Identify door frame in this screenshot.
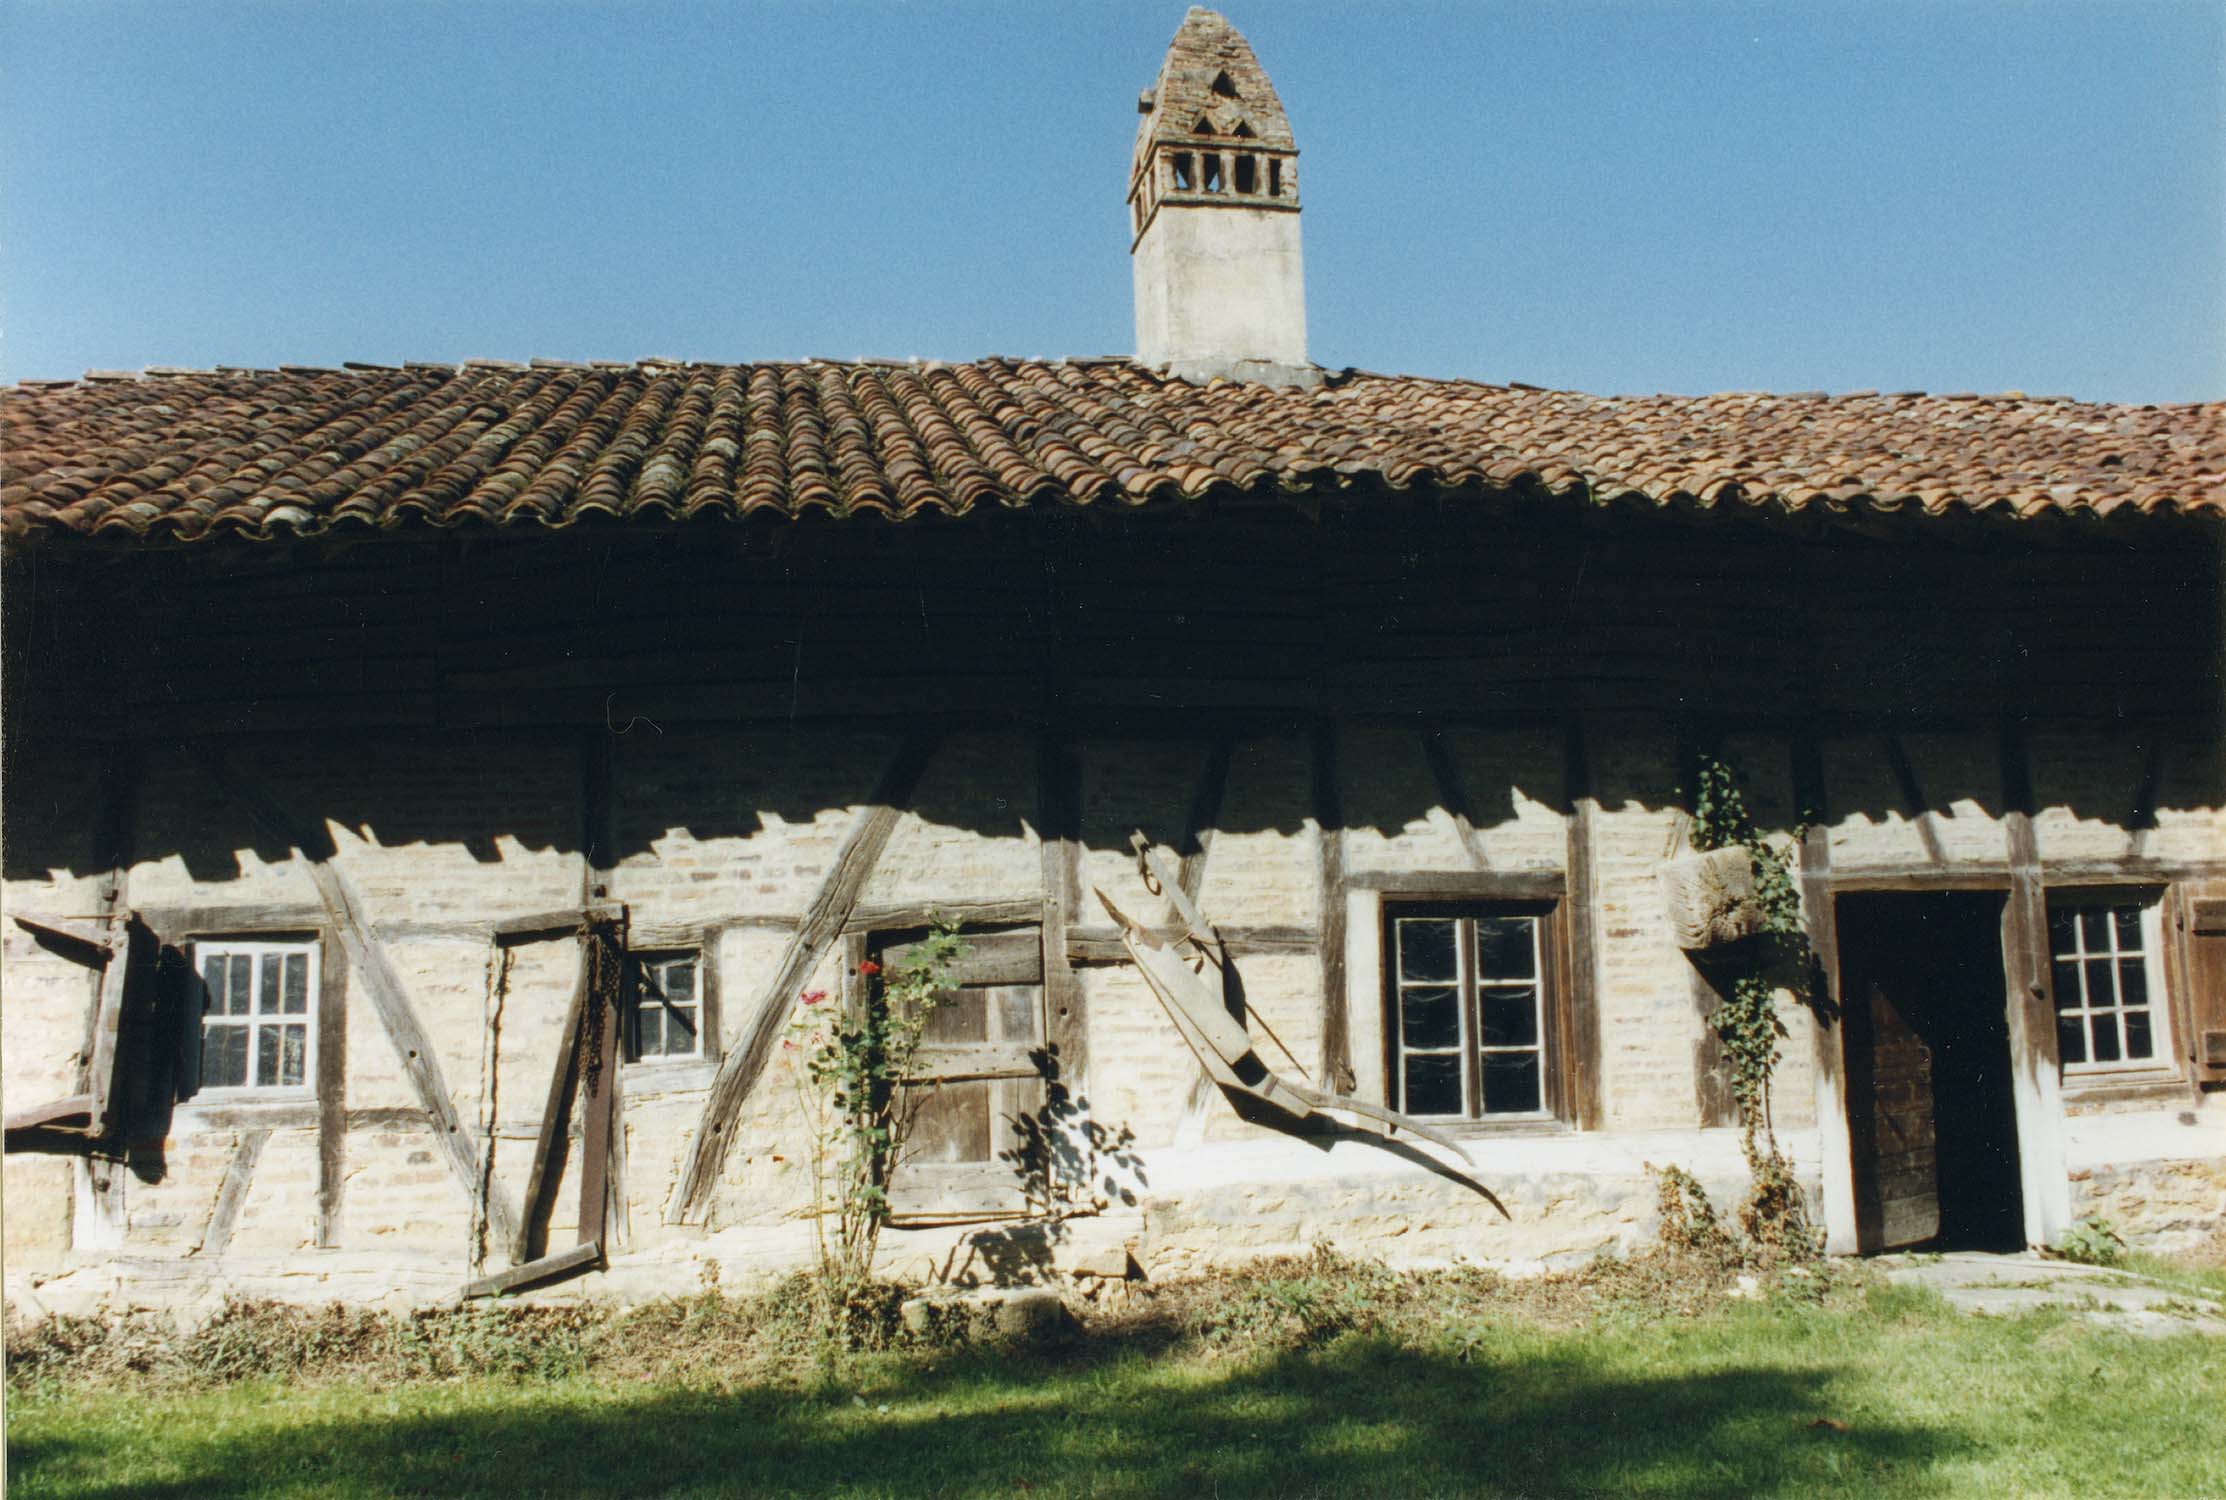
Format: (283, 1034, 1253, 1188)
(1815, 878, 2071, 1253)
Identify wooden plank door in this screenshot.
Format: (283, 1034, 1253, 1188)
(878, 927, 1047, 1222)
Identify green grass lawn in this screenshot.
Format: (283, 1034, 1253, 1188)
(8, 1280, 2222, 1500)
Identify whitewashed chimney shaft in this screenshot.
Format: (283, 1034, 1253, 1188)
(1128, 8, 1313, 385)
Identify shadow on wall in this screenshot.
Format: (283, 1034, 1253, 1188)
(939, 1041, 1148, 1290)
(4, 714, 2214, 888)
(2, 1338, 1968, 1499)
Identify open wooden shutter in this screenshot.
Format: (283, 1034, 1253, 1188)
(883, 926, 1047, 1223)
(2176, 884, 2226, 1085)
(5, 912, 166, 1145)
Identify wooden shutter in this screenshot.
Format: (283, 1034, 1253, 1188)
(4, 912, 164, 1144)
(2176, 884, 2226, 1085)
(882, 926, 1047, 1223)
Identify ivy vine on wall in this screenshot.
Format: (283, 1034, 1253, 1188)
(1682, 748, 1825, 1259)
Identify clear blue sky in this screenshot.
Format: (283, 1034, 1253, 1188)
(4, 2, 2220, 401)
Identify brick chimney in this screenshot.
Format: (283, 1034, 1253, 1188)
(1128, 9, 1315, 386)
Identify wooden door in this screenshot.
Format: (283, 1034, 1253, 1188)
(1839, 891, 2024, 1253)
(1856, 972, 1942, 1249)
(877, 926, 1047, 1222)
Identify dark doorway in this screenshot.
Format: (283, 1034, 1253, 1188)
(1837, 891, 2026, 1252)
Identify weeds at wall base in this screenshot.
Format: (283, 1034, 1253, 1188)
(3, 1246, 1876, 1399)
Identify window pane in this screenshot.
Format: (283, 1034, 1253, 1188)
(2089, 1016, 2121, 1064)
(633, 1003, 661, 1059)
(1400, 985, 1460, 1050)
(1398, 920, 1457, 982)
(663, 960, 697, 1003)
(227, 957, 251, 1016)
(1480, 988, 1538, 1048)
(2056, 1015, 2087, 1065)
(2124, 1009, 2153, 1061)
(2086, 959, 2117, 1008)
(2079, 910, 2108, 950)
(1403, 1053, 1463, 1116)
(279, 1025, 307, 1087)
(259, 955, 282, 1014)
(284, 954, 309, 1014)
(256, 1024, 282, 1087)
(2112, 908, 2143, 951)
(1473, 918, 1535, 980)
(1481, 1052, 1542, 1114)
(2116, 960, 2147, 1008)
(2047, 907, 2076, 952)
(200, 954, 228, 1012)
(2050, 961, 2081, 1011)
(202, 1025, 248, 1088)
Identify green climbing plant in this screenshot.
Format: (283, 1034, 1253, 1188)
(1683, 747, 1823, 1260)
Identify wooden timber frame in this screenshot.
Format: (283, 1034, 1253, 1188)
(192, 744, 526, 1257)
(666, 733, 941, 1224)
(464, 904, 627, 1299)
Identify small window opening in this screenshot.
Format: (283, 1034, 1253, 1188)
(1170, 151, 1194, 190)
(1202, 153, 1223, 193)
(1232, 121, 1255, 139)
(1193, 116, 1216, 137)
(1211, 70, 1239, 98)
(1234, 154, 1257, 194)
(1268, 158, 1283, 196)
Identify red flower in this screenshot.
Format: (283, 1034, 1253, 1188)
(800, 989, 828, 1007)
(857, 960, 881, 978)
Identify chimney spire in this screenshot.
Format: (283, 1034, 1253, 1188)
(1128, 9, 1314, 386)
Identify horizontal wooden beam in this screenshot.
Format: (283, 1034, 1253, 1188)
(3, 1094, 96, 1139)
(12, 915, 116, 961)
(460, 1240, 602, 1300)
(843, 897, 1044, 934)
(1344, 869, 1567, 900)
(492, 904, 626, 944)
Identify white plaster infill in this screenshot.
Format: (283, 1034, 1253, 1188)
(2062, 1097, 2224, 1171)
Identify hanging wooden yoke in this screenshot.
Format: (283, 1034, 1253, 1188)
(1100, 835, 1507, 1214)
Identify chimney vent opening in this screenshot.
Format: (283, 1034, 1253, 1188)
(1267, 158, 1282, 196)
(1211, 69, 1239, 98)
(1234, 154, 1257, 194)
(1193, 115, 1215, 136)
(1201, 153, 1223, 193)
(1170, 151, 1195, 190)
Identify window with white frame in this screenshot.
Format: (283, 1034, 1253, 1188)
(2048, 895, 2170, 1072)
(625, 952, 703, 1062)
(1386, 904, 1556, 1119)
(196, 939, 317, 1092)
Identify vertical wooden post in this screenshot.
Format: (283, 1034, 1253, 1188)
(1792, 730, 1859, 1255)
(1312, 720, 1355, 1095)
(1037, 729, 1086, 1088)
(1559, 712, 1604, 1130)
(78, 741, 138, 1247)
(576, 925, 624, 1253)
(1999, 718, 2071, 1248)
(314, 930, 349, 1248)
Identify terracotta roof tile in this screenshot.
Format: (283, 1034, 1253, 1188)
(3, 359, 2221, 542)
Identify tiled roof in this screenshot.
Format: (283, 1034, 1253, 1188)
(3, 358, 2221, 542)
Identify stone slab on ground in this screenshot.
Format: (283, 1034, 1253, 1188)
(1879, 1251, 2226, 1337)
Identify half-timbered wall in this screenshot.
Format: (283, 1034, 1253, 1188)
(5, 504, 2221, 1307)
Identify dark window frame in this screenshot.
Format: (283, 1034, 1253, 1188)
(623, 948, 716, 1065)
(1379, 897, 1570, 1127)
